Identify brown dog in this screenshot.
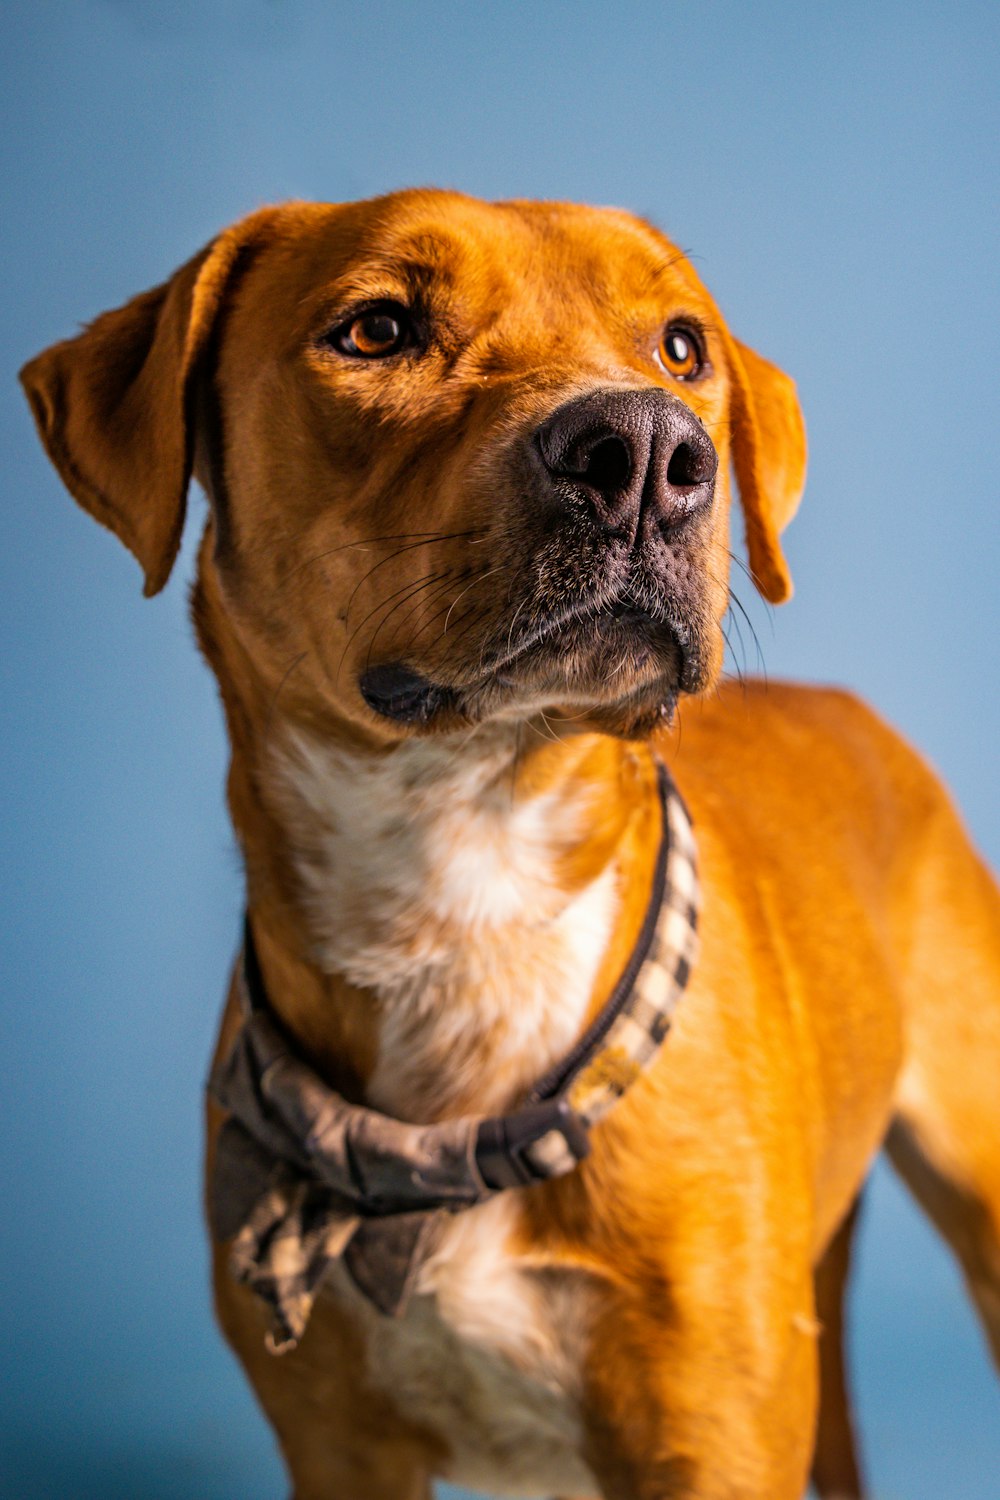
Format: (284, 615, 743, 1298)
(21, 191, 1000, 1500)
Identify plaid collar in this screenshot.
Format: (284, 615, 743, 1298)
(208, 762, 699, 1354)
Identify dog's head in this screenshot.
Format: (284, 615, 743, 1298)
(21, 190, 805, 741)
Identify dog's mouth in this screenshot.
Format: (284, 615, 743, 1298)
(359, 596, 697, 727)
(359, 661, 453, 724)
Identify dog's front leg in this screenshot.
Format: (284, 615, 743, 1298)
(213, 1248, 440, 1500)
(576, 1272, 820, 1500)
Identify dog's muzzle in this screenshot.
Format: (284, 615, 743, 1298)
(359, 388, 719, 726)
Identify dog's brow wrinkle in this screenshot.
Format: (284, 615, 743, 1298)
(642, 252, 691, 293)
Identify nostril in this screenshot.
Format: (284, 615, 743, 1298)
(666, 439, 716, 489)
(581, 435, 632, 495)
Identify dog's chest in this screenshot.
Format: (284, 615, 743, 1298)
(277, 733, 614, 1487)
(339, 1195, 599, 1497)
(275, 731, 620, 1117)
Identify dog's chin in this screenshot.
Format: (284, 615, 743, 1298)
(359, 609, 702, 737)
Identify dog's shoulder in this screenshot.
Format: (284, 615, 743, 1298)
(669, 677, 939, 838)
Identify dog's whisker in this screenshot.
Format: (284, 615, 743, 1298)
(442, 564, 510, 635)
(726, 587, 767, 679)
(705, 557, 768, 683)
(540, 709, 568, 744)
(336, 569, 448, 683)
(504, 596, 530, 659)
(385, 567, 473, 645)
(415, 593, 482, 650)
(345, 535, 476, 620)
(726, 551, 777, 635)
(283, 529, 484, 587)
(365, 569, 458, 669)
(441, 604, 492, 657)
(718, 619, 748, 696)
(262, 650, 309, 747)
(520, 712, 565, 747)
(721, 597, 749, 678)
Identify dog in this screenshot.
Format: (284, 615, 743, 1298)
(21, 190, 1000, 1500)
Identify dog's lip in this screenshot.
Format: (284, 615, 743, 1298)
(479, 597, 677, 684)
(360, 600, 688, 723)
(359, 662, 452, 723)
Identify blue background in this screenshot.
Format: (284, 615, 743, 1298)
(3, 2, 998, 1496)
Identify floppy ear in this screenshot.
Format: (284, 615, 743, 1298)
(723, 335, 807, 604)
(19, 210, 275, 596)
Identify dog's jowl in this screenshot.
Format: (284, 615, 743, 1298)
(22, 190, 1000, 1500)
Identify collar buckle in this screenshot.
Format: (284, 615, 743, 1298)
(475, 1098, 591, 1191)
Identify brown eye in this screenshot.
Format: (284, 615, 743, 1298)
(330, 305, 411, 358)
(657, 324, 704, 380)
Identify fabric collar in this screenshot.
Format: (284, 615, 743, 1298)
(208, 762, 699, 1353)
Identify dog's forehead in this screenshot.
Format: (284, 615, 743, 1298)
(255, 191, 709, 325)
(356, 191, 692, 280)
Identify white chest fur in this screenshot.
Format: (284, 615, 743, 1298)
(272, 727, 617, 1489)
(272, 726, 619, 1118)
(341, 1196, 601, 1496)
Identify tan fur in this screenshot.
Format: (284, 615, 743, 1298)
(22, 189, 1000, 1500)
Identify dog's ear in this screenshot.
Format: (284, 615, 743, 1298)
(723, 336, 807, 605)
(19, 210, 276, 597)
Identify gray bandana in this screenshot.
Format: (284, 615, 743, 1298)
(208, 764, 699, 1353)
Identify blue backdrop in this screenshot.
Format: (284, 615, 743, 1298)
(3, 3, 998, 1496)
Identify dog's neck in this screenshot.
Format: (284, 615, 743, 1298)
(271, 725, 652, 1118)
(199, 576, 662, 1123)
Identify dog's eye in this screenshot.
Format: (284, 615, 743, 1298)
(657, 324, 704, 381)
(328, 305, 412, 359)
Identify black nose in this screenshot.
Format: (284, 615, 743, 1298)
(534, 388, 717, 534)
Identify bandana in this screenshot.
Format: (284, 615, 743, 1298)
(208, 763, 699, 1353)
